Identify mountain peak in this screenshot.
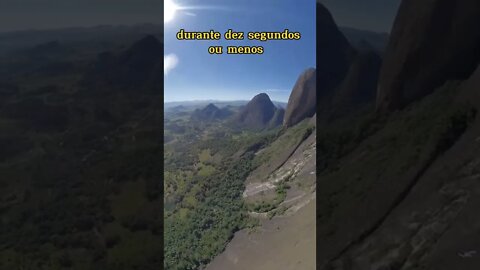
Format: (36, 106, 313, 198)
(205, 103, 219, 110)
(130, 35, 161, 51)
(191, 103, 231, 122)
(234, 93, 281, 130)
(251, 93, 271, 102)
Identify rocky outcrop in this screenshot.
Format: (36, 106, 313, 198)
(314, 1, 480, 268)
(235, 93, 280, 130)
(283, 68, 317, 127)
(322, 66, 480, 270)
(377, 0, 480, 112)
(314, 2, 382, 121)
(317, 2, 355, 101)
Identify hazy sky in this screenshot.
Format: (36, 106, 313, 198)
(164, 0, 316, 102)
(0, 0, 162, 32)
(320, 0, 401, 33)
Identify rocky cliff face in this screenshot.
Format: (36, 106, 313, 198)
(284, 68, 317, 127)
(315, 1, 480, 269)
(322, 66, 480, 270)
(283, 2, 363, 128)
(281, 2, 384, 128)
(377, 0, 480, 112)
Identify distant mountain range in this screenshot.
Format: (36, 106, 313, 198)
(339, 27, 389, 53)
(191, 103, 233, 122)
(176, 65, 318, 131)
(82, 35, 163, 93)
(165, 100, 288, 111)
(0, 23, 163, 56)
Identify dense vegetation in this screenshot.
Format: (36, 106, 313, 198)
(0, 33, 166, 269)
(246, 181, 290, 214)
(163, 110, 278, 269)
(164, 154, 253, 269)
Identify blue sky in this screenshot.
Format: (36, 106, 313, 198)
(164, 0, 316, 102)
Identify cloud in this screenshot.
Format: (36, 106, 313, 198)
(265, 89, 289, 93)
(183, 11, 197, 16)
(164, 54, 179, 75)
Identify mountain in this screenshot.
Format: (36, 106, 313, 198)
(0, 24, 163, 56)
(284, 68, 317, 127)
(25, 40, 69, 57)
(268, 107, 285, 128)
(273, 101, 288, 109)
(317, 2, 355, 100)
(316, 1, 382, 120)
(319, 0, 401, 33)
(166, 6, 386, 130)
(314, 1, 480, 269)
(376, 0, 480, 112)
(83, 35, 162, 93)
(331, 50, 382, 117)
(340, 27, 389, 53)
(234, 93, 281, 130)
(191, 103, 232, 122)
(169, 105, 187, 112)
(165, 100, 286, 111)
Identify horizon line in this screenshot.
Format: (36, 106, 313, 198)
(0, 22, 383, 36)
(164, 99, 289, 103)
(0, 22, 162, 35)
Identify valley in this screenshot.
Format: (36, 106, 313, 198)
(0, 27, 165, 270)
(163, 79, 317, 269)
